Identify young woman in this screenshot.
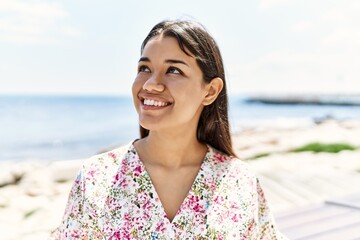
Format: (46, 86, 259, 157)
(52, 20, 287, 239)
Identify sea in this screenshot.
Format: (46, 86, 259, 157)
(1, 95, 360, 161)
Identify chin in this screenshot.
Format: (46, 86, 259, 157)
(138, 120, 159, 132)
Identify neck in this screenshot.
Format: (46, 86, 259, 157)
(135, 130, 207, 169)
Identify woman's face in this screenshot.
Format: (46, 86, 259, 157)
(132, 35, 209, 134)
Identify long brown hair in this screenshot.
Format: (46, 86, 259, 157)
(139, 20, 236, 157)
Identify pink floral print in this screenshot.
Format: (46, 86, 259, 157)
(51, 142, 287, 239)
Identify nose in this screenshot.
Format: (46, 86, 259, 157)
(142, 74, 165, 92)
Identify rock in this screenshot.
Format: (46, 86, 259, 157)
(0, 170, 17, 188)
(0, 161, 43, 188)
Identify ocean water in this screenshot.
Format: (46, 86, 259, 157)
(1, 95, 359, 161)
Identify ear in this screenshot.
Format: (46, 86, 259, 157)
(203, 77, 224, 106)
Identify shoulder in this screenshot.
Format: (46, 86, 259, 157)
(207, 146, 258, 190)
(84, 142, 131, 167)
(72, 142, 137, 204)
(78, 142, 133, 183)
(208, 146, 256, 177)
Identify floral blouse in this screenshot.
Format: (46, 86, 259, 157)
(51, 142, 287, 239)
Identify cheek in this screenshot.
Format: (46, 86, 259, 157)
(132, 77, 143, 111)
(178, 81, 206, 102)
(132, 76, 144, 97)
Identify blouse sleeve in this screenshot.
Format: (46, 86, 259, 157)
(49, 146, 128, 240)
(255, 178, 288, 240)
(50, 170, 87, 240)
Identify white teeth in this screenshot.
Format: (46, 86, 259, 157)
(143, 99, 168, 107)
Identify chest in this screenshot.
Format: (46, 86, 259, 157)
(82, 152, 258, 239)
(145, 164, 201, 222)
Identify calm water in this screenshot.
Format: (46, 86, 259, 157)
(1, 95, 359, 161)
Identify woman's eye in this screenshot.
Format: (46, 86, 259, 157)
(167, 67, 182, 75)
(138, 66, 150, 73)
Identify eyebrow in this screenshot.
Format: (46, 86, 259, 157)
(138, 57, 189, 67)
(138, 57, 150, 62)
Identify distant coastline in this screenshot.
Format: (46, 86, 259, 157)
(245, 94, 360, 106)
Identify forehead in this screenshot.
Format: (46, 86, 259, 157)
(142, 36, 193, 59)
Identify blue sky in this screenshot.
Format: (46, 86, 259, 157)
(0, 0, 359, 95)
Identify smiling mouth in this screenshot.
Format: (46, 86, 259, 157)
(142, 98, 172, 107)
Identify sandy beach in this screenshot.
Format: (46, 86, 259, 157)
(1, 119, 360, 240)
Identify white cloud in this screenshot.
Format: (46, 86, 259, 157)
(286, 1, 360, 52)
(319, 3, 360, 50)
(60, 26, 82, 37)
(320, 9, 348, 24)
(0, 0, 80, 44)
(290, 21, 313, 33)
(322, 27, 360, 49)
(234, 0, 360, 94)
(258, 0, 290, 9)
(232, 46, 360, 94)
(0, 0, 68, 17)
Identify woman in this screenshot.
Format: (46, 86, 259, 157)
(52, 20, 287, 239)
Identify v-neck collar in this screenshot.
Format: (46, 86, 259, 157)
(129, 143, 213, 225)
